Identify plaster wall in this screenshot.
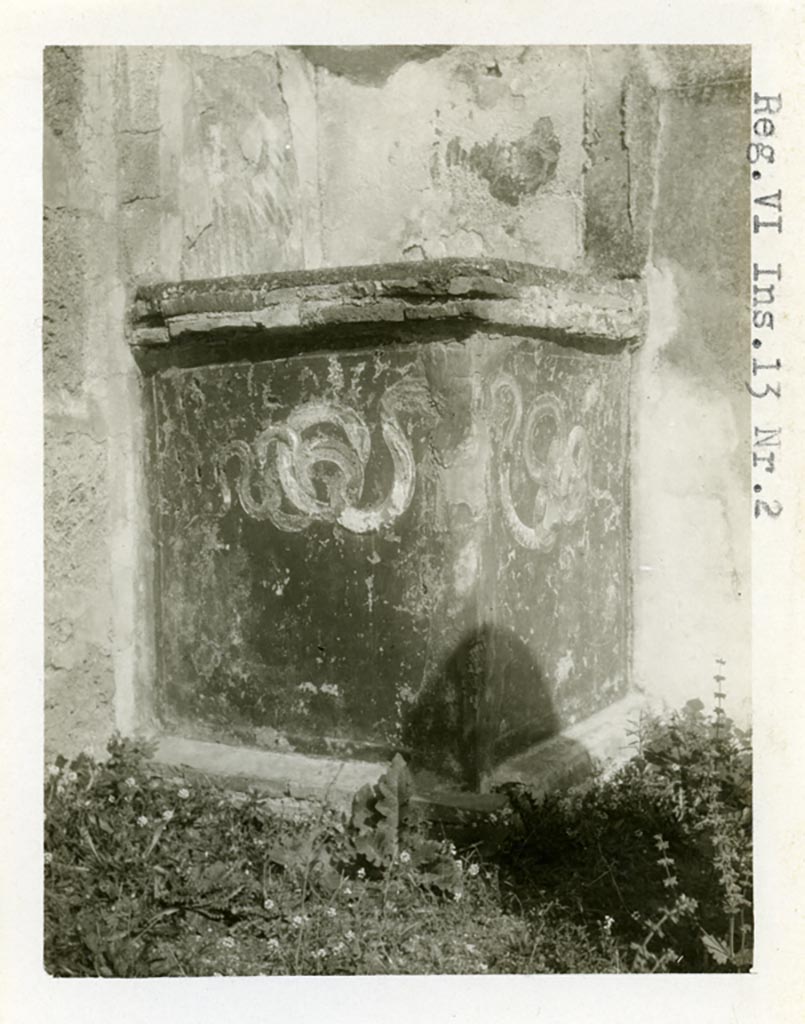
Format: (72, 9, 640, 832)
(43, 44, 750, 760)
(314, 46, 586, 269)
(44, 48, 118, 755)
(44, 46, 318, 756)
(631, 73, 751, 721)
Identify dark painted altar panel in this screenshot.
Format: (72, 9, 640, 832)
(151, 345, 462, 762)
(478, 340, 630, 773)
(149, 329, 630, 785)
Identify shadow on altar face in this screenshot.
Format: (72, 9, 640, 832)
(403, 622, 591, 791)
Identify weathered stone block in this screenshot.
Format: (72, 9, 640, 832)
(582, 46, 660, 277)
(133, 258, 644, 789)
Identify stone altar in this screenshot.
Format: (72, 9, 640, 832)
(132, 258, 645, 791)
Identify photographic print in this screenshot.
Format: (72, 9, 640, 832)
(41, 42, 757, 979)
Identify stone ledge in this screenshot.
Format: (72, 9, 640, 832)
(153, 735, 387, 811)
(485, 692, 646, 796)
(153, 692, 645, 819)
(153, 735, 508, 818)
(131, 257, 646, 351)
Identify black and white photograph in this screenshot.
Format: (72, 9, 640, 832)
(40, 41, 756, 977)
(2, 4, 804, 1022)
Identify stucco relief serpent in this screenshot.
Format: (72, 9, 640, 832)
(490, 373, 590, 551)
(216, 380, 428, 534)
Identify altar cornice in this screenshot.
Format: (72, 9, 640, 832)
(131, 258, 646, 352)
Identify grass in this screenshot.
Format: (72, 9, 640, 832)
(44, 686, 752, 976)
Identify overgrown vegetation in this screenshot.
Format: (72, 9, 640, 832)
(496, 680, 752, 972)
(44, 680, 751, 976)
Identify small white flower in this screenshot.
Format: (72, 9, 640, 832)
(136, 815, 149, 827)
(64, 770, 78, 784)
(478, 962, 489, 972)
(177, 787, 190, 800)
(314, 947, 327, 959)
(325, 906, 336, 918)
(320, 683, 339, 697)
(356, 868, 366, 880)
(108, 795, 116, 804)
(219, 936, 235, 949)
(399, 850, 411, 865)
(453, 891, 463, 902)
(267, 937, 280, 950)
(343, 885, 352, 896)
(345, 929, 355, 941)
(125, 777, 137, 788)
(44, 851, 53, 866)
(297, 681, 318, 694)
(467, 863, 480, 877)
(263, 898, 275, 911)
(291, 915, 304, 928)
(465, 943, 476, 954)
(162, 809, 174, 822)
(47, 765, 60, 777)
(603, 914, 615, 934)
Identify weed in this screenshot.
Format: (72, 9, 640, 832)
(494, 666, 752, 972)
(44, 675, 751, 976)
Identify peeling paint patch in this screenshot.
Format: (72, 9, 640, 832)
(556, 650, 575, 686)
(327, 355, 345, 393)
(582, 380, 602, 413)
(445, 118, 560, 206)
(453, 539, 479, 597)
(273, 571, 291, 596)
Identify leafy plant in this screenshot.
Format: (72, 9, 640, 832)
(628, 835, 699, 972)
(347, 754, 463, 896)
(350, 754, 418, 868)
(635, 667, 753, 968)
